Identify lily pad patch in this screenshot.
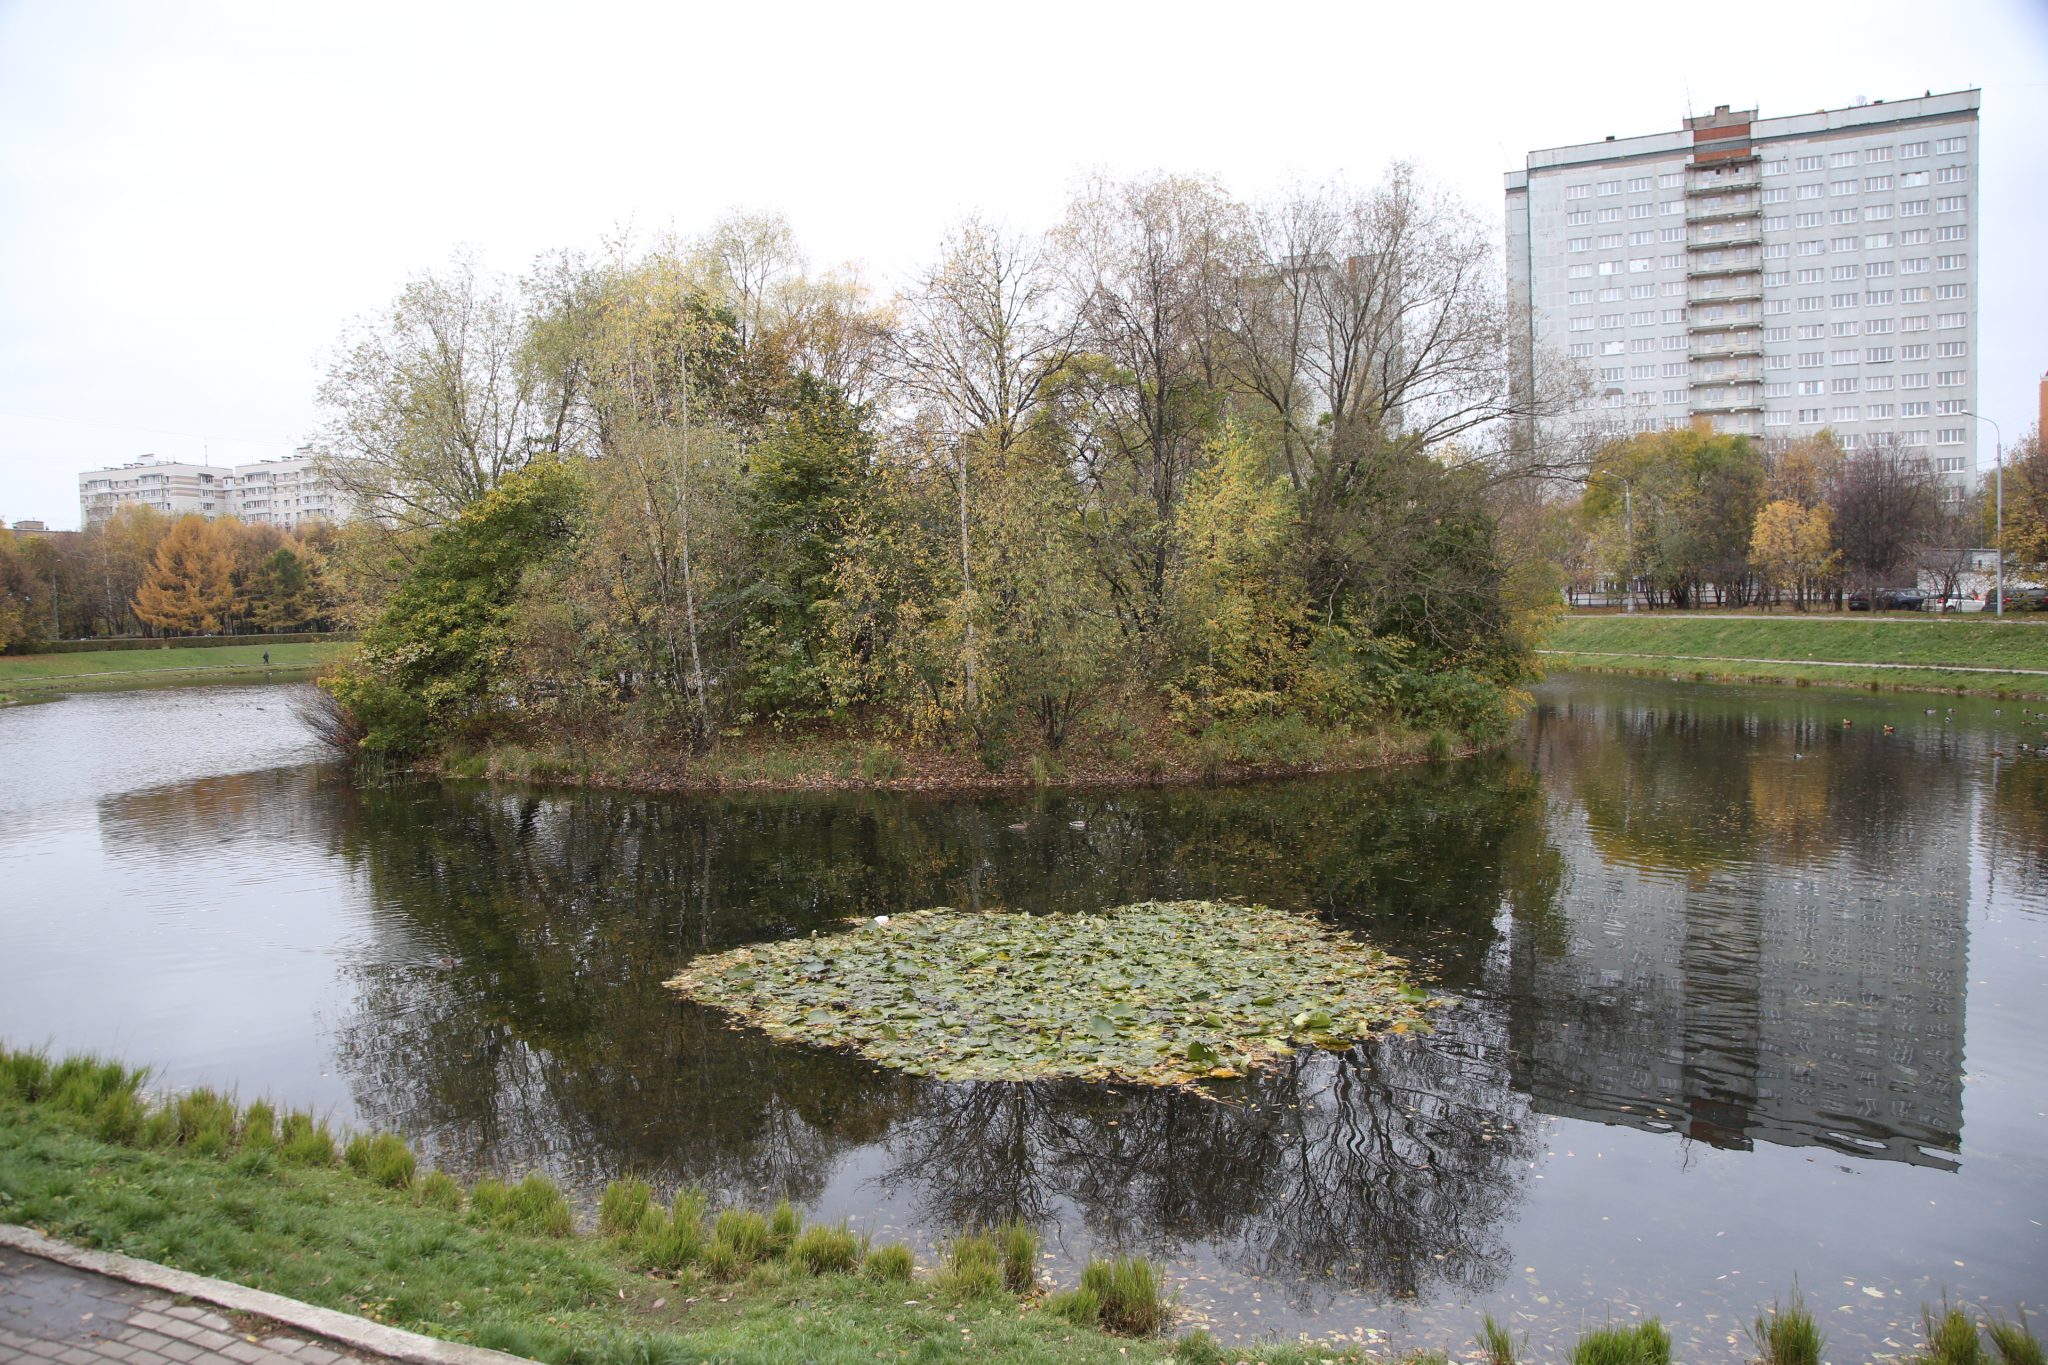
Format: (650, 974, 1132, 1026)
(664, 900, 1433, 1087)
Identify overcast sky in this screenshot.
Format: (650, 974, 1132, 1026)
(2, 0, 2043, 528)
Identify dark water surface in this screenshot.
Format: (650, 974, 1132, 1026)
(2, 678, 2043, 1355)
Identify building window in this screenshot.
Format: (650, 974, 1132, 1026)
(1935, 313, 1966, 330)
(1797, 184, 1824, 201)
(1865, 204, 1893, 221)
(1598, 206, 1623, 223)
(1864, 174, 1893, 192)
(1566, 184, 1590, 200)
(1761, 187, 1788, 205)
(1934, 136, 1967, 154)
(1569, 343, 1594, 358)
(1864, 233, 1894, 250)
(1567, 264, 1593, 278)
(1829, 293, 1859, 309)
(1935, 283, 1967, 300)
(1902, 258, 1930, 274)
(1795, 155, 1824, 171)
(1628, 202, 1653, 219)
(1597, 180, 1622, 196)
(1935, 254, 1967, 271)
(1568, 237, 1591, 252)
(1901, 401, 1930, 416)
(1798, 351, 1823, 367)
(1935, 165, 1968, 184)
(1831, 264, 1861, 281)
(1935, 224, 1968, 242)
(1936, 370, 1965, 387)
(1661, 199, 1683, 215)
(1762, 159, 1789, 176)
(1626, 176, 1652, 192)
(1936, 428, 1966, 445)
(1566, 210, 1593, 226)
(1901, 200, 1930, 218)
(1934, 195, 1966, 213)
(1866, 260, 1894, 277)
(1936, 399, 1968, 415)
(1662, 335, 1688, 351)
(1830, 179, 1857, 196)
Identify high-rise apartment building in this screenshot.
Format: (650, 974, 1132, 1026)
(1506, 90, 1981, 500)
(78, 448, 350, 528)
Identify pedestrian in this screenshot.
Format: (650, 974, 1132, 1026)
(262, 649, 270, 666)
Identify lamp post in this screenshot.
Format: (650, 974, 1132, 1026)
(1962, 411, 2003, 616)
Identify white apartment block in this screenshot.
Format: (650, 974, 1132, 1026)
(1506, 90, 1982, 501)
(79, 448, 350, 529)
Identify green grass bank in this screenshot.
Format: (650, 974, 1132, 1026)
(4, 1047, 2041, 1365)
(0, 641, 352, 696)
(1541, 614, 2048, 697)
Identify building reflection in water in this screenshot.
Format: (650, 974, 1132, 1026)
(86, 678, 1977, 1315)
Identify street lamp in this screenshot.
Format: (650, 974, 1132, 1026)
(1962, 411, 2002, 617)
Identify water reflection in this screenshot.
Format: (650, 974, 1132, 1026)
(41, 676, 2043, 1351)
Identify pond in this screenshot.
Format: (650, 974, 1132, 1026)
(1, 677, 2043, 1357)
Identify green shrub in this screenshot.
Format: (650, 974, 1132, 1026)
(1079, 1255, 1167, 1336)
(173, 1089, 240, 1156)
(767, 1198, 802, 1251)
(1044, 1286, 1101, 1327)
(788, 1222, 860, 1274)
(1569, 1319, 1672, 1365)
(598, 1178, 654, 1238)
(87, 1089, 149, 1144)
(634, 1191, 708, 1272)
(413, 1170, 463, 1211)
(1399, 667, 1519, 743)
(1172, 1330, 1226, 1365)
(857, 747, 906, 783)
(239, 1101, 277, 1151)
(938, 1231, 1003, 1297)
(1920, 1306, 1988, 1365)
(711, 1209, 772, 1266)
(997, 1220, 1039, 1294)
(342, 1132, 416, 1189)
(278, 1110, 337, 1166)
(1, 1046, 51, 1100)
(1988, 1312, 2045, 1365)
(45, 1056, 145, 1116)
(701, 1239, 745, 1281)
(1750, 1288, 1823, 1365)
(1480, 1312, 1519, 1365)
(863, 1243, 914, 1282)
(509, 1173, 574, 1237)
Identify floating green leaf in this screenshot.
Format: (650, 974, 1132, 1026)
(664, 900, 1434, 1088)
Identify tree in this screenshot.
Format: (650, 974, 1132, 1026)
(89, 506, 169, 636)
(324, 463, 583, 756)
(1054, 174, 1245, 619)
(315, 254, 573, 530)
(132, 516, 236, 633)
(0, 530, 44, 652)
(1749, 499, 1836, 609)
(1582, 426, 1766, 607)
(1830, 439, 1942, 597)
(1992, 431, 2048, 573)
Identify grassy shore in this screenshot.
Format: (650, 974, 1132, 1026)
(0, 642, 352, 696)
(1542, 614, 2048, 697)
(5, 1047, 2042, 1365)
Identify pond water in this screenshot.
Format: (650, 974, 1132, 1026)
(1, 677, 2043, 1357)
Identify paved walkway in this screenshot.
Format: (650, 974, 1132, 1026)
(1537, 648, 2048, 676)
(0, 1247, 372, 1365)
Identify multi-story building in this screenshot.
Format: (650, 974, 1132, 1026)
(1506, 90, 1982, 500)
(78, 448, 348, 529)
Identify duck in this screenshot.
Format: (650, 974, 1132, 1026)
(1882, 725, 1896, 735)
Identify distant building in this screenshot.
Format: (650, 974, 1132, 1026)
(78, 448, 349, 529)
(1506, 90, 1982, 504)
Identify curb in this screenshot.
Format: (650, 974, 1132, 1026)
(0, 1224, 531, 1365)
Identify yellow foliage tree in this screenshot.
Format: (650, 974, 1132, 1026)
(132, 516, 237, 633)
(1749, 499, 1837, 610)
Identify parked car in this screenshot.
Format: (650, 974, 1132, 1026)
(1997, 586, 2048, 611)
(1848, 589, 1926, 612)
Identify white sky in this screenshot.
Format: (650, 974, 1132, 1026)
(2, 0, 2044, 528)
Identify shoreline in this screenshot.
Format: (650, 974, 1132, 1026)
(430, 724, 1503, 797)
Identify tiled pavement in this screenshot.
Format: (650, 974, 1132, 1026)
(0, 1247, 376, 1365)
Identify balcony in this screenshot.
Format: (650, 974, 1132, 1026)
(1691, 399, 1766, 414)
(1686, 260, 1759, 279)
(1685, 203, 1761, 225)
(1691, 339, 1764, 359)
(1686, 174, 1760, 197)
(1687, 314, 1760, 333)
(1689, 229, 1762, 250)
(1690, 371, 1761, 387)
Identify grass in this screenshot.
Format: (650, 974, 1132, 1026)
(1480, 1312, 1519, 1365)
(1543, 614, 2048, 697)
(1568, 1319, 1671, 1365)
(0, 641, 351, 694)
(0, 1042, 2032, 1365)
(1750, 1286, 1824, 1365)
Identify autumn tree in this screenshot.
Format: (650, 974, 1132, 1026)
(1749, 499, 1836, 609)
(132, 516, 237, 633)
(1829, 438, 1942, 597)
(315, 254, 576, 530)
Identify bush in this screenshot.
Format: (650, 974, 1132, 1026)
(598, 1178, 654, 1238)
(863, 1243, 914, 1282)
(635, 1190, 708, 1271)
(937, 1231, 1004, 1298)
(1988, 1313, 2045, 1365)
(172, 1089, 240, 1157)
(1079, 1255, 1167, 1336)
(413, 1170, 463, 1212)
(788, 1223, 860, 1274)
(342, 1132, 416, 1189)
(471, 1173, 574, 1237)
(46, 1056, 146, 1116)
(1044, 1286, 1101, 1327)
(1750, 1288, 1823, 1365)
(1, 1047, 51, 1100)
(1397, 667, 1520, 743)
(278, 1110, 337, 1166)
(997, 1220, 1039, 1294)
(711, 1209, 771, 1266)
(767, 1198, 803, 1251)
(1192, 712, 1330, 772)
(1480, 1312, 1519, 1365)
(90, 1089, 148, 1145)
(239, 1101, 277, 1151)
(1919, 1305, 1988, 1365)
(1569, 1319, 1671, 1365)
